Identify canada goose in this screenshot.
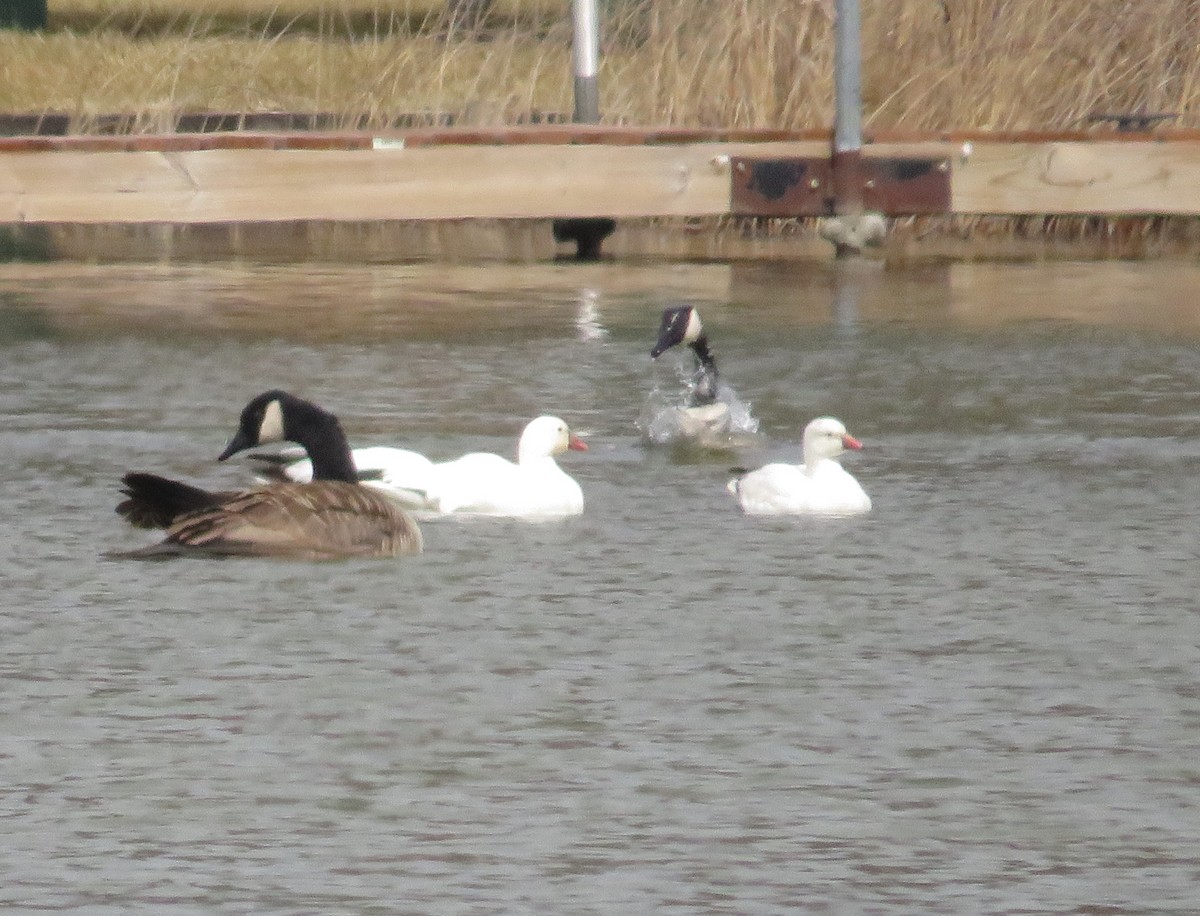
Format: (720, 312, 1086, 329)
(727, 416, 871, 516)
(643, 305, 760, 448)
(112, 390, 423, 559)
(651, 304, 720, 406)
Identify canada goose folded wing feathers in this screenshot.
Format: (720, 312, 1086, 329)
(142, 483, 422, 559)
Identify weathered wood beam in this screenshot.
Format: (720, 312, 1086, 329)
(4, 132, 1200, 224)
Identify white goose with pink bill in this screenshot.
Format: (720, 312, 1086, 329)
(727, 416, 871, 517)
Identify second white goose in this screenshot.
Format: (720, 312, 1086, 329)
(727, 416, 871, 516)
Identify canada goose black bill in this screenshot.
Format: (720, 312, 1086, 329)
(111, 390, 422, 560)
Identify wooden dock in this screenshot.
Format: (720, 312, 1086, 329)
(3, 125, 1200, 260)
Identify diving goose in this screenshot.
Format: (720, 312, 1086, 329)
(112, 390, 423, 559)
(401, 415, 588, 517)
(727, 416, 871, 516)
(651, 304, 720, 405)
(642, 305, 759, 447)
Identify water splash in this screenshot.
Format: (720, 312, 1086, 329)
(637, 370, 761, 450)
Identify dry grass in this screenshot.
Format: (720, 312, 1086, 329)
(1, 0, 1199, 130)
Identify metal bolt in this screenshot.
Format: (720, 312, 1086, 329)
(809, 178, 820, 189)
(938, 160, 949, 172)
(864, 179, 876, 189)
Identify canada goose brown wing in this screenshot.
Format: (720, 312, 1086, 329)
(160, 482, 423, 559)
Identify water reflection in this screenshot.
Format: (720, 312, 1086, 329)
(5, 259, 1200, 340)
(572, 287, 608, 342)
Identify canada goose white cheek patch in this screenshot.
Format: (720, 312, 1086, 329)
(258, 399, 285, 444)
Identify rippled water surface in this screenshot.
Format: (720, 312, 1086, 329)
(2, 258, 1199, 913)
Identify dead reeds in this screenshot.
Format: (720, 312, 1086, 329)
(1, 0, 1198, 132)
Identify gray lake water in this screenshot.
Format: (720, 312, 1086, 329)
(1, 258, 1199, 913)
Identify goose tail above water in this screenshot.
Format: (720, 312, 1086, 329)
(117, 471, 231, 530)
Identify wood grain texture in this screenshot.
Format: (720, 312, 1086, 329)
(953, 141, 1200, 215)
(0, 141, 814, 223)
(4, 138, 1200, 222)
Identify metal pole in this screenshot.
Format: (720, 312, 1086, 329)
(833, 0, 862, 156)
(571, 0, 600, 123)
(558, 0, 611, 258)
(831, 0, 863, 216)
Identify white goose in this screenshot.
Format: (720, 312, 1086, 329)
(728, 417, 871, 516)
(422, 415, 588, 517)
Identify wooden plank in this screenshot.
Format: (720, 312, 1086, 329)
(953, 141, 1200, 215)
(0, 141, 824, 223)
(5, 136, 1200, 223)
(0, 151, 196, 221)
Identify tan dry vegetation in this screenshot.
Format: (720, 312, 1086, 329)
(3, 0, 1200, 131)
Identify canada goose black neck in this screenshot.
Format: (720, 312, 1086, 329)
(280, 396, 359, 483)
(220, 390, 358, 483)
(688, 335, 719, 405)
(650, 305, 720, 406)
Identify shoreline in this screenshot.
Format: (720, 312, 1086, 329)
(3, 124, 1200, 263)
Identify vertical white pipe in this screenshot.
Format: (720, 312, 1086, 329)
(571, 0, 600, 123)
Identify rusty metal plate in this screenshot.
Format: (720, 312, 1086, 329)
(860, 157, 951, 215)
(730, 155, 950, 216)
(730, 157, 831, 216)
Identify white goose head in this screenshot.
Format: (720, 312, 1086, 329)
(802, 417, 863, 466)
(517, 416, 588, 464)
